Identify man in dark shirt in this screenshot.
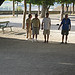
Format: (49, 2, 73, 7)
(58, 14, 71, 44)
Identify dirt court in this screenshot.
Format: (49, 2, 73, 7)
(0, 37, 75, 75)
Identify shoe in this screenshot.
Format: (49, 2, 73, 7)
(60, 42, 64, 44)
(47, 40, 48, 43)
(29, 38, 32, 39)
(26, 36, 28, 38)
(32, 39, 34, 42)
(65, 42, 67, 44)
(35, 39, 37, 42)
(35, 39, 38, 42)
(44, 41, 46, 43)
(26, 38, 28, 40)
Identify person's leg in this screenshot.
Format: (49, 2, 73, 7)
(32, 34, 34, 42)
(29, 29, 31, 39)
(35, 28, 38, 41)
(62, 35, 64, 43)
(47, 34, 49, 43)
(32, 28, 34, 42)
(44, 35, 46, 43)
(65, 35, 68, 44)
(43, 29, 46, 43)
(36, 34, 37, 41)
(33, 34, 34, 39)
(47, 30, 50, 43)
(61, 30, 64, 43)
(27, 30, 28, 38)
(65, 31, 69, 44)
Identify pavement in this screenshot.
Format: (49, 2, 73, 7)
(0, 14, 75, 75)
(0, 37, 75, 75)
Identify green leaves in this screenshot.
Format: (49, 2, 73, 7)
(8, 0, 22, 2)
(56, 0, 75, 4)
(27, 0, 55, 5)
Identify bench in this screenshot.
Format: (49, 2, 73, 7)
(0, 21, 12, 33)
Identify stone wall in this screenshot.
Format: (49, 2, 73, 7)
(0, 11, 75, 15)
(0, 11, 61, 15)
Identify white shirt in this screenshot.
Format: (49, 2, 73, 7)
(42, 17, 51, 30)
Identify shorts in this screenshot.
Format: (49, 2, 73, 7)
(43, 29, 50, 35)
(27, 27, 31, 34)
(61, 30, 69, 35)
(33, 27, 39, 35)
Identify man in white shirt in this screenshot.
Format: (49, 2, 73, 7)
(42, 13, 51, 43)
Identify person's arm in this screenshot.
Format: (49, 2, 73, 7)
(39, 20, 40, 29)
(31, 20, 33, 30)
(49, 18, 51, 27)
(69, 19, 71, 31)
(26, 19, 28, 29)
(69, 24, 71, 31)
(41, 19, 44, 30)
(58, 19, 63, 30)
(26, 23, 28, 29)
(42, 22, 44, 30)
(58, 24, 62, 30)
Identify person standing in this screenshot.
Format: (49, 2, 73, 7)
(58, 14, 71, 44)
(42, 13, 51, 43)
(31, 14, 40, 42)
(26, 14, 32, 39)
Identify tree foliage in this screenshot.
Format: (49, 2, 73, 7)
(56, 0, 75, 4)
(27, 0, 55, 5)
(7, 0, 22, 2)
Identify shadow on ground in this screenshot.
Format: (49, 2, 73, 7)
(0, 37, 75, 75)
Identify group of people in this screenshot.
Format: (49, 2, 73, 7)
(26, 13, 71, 44)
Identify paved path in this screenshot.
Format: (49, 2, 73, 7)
(0, 37, 75, 75)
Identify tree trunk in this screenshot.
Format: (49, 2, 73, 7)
(29, 3, 31, 14)
(13, 0, 15, 16)
(73, 2, 74, 14)
(41, 2, 47, 18)
(66, 3, 69, 13)
(61, 3, 64, 20)
(70, 4, 71, 15)
(66, 3, 67, 8)
(38, 5, 40, 16)
(22, 0, 27, 29)
(16, 1, 18, 17)
(46, 5, 50, 13)
(0, 0, 5, 6)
